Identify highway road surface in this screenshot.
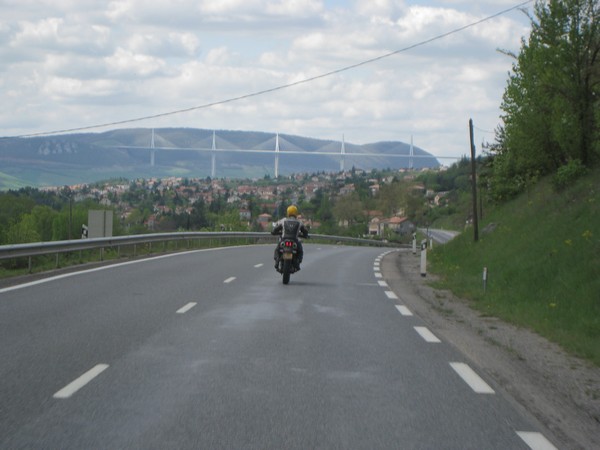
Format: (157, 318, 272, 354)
(0, 244, 557, 449)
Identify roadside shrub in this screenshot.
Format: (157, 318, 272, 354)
(552, 159, 587, 191)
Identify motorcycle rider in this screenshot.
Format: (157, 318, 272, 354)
(271, 205, 309, 271)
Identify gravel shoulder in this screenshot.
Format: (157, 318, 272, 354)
(382, 248, 600, 450)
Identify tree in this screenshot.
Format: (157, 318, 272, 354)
(333, 193, 366, 227)
(189, 199, 209, 229)
(493, 0, 600, 199)
(4, 213, 40, 244)
(377, 181, 408, 216)
(310, 189, 335, 232)
(122, 208, 147, 234)
(51, 204, 88, 241)
(0, 193, 35, 242)
(30, 205, 57, 241)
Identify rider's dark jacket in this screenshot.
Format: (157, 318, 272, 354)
(271, 217, 309, 240)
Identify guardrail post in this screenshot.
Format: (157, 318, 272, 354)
(28, 256, 32, 273)
(55, 253, 59, 269)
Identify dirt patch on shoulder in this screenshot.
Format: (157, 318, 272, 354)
(382, 249, 600, 450)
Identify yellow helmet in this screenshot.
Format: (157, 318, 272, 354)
(286, 205, 298, 217)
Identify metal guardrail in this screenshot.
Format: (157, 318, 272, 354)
(0, 231, 401, 262)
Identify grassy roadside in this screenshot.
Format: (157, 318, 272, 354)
(428, 167, 600, 366)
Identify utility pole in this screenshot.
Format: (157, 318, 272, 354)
(469, 119, 479, 242)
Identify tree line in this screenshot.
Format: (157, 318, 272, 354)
(487, 0, 599, 201)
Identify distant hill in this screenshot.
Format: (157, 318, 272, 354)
(0, 128, 440, 189)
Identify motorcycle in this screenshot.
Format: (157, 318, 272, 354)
(275, 238, 300, 285)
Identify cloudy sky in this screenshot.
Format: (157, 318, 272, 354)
(1, 0, 533, 161)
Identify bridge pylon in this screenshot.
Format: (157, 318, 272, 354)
(274, 133, 280, 178)
(409, 135, 414, 171)
(211, 130, 217, 178)
(340, 134, 346, 172)
(150, 128, 155, 167)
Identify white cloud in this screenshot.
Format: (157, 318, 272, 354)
(205, 47, 234, 66)
(355, 0, 408, 21)
(197, 0, 324, 19)
(104, 47, 167, 77)
(127, 32, 200, 58)
(43, 77, 119, 100)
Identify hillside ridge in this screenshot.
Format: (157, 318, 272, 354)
(0, 128, 440, 189)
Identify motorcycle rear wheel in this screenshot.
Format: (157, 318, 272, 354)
(282, 259, 291, 284)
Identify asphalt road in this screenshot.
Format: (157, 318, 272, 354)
(419, 228, 460, 244)
(0, 244, 556, 449)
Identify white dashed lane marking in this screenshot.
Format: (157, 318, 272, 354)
(384, 291, 398, 300)
(414, 326, 441, 343)
(254, 263, 263, 268)
(223, 277, 236, 284)
(449, 362, 495, 394)
(377, 280, 388, 287)
(516, 432, 558, 450)
(395, 305, 413, 316)
(53, 364, 109, 399)
(176, 302, 197, 314)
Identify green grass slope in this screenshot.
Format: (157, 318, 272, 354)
(429, 167, 600, 366)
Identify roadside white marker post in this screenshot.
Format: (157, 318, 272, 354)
(412, 233, 417, 255)
(483, 267, 488, 293)
(420, 240, 427, 277)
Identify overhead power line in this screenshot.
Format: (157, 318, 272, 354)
(10, 1, 533, 139)
(473, 126, 496, 134)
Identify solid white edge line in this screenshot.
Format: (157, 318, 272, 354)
(53, 364, 109, 399)
(395, 305, 413, 316)
(516, 432, 558, 450)
(414, 326, 441, 343)
(0, 245, 262, 294)
(385, 291, 398, 300)
(176, 302, 197, 314)
(377, 280, 388, 287)
(223, 277, 236, 283)
(449, 362, 495, 394)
